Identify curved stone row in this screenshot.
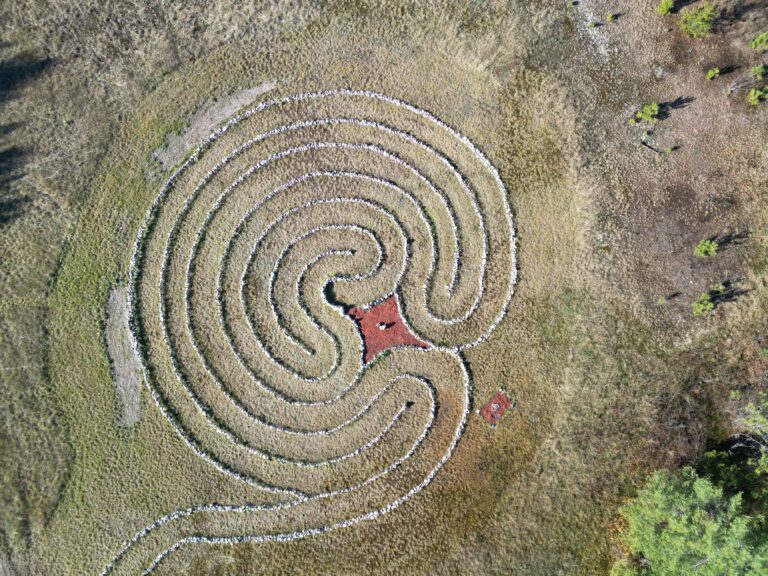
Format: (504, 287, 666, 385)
(105, 90, 516, 575)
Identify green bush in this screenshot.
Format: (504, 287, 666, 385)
(751, 65, 766, 82)
(636, 102, 660, 122)
(694, 238, 718, 257)
(706, 67, 720, 80)
(749, 32, 768, 53)
(692, 292, 714, 316)
(679, 3, 719, 38)
(612, 468, 768, 576)
(748, 87, 768, 106)
(656, 0, 674, 16)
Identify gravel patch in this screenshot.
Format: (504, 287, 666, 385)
(106, 287, 142, 427)
(152, 81, 276, 171)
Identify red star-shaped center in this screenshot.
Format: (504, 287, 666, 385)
(347, 294, 429, 363)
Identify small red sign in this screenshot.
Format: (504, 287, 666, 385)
(480, 391, 513, 426)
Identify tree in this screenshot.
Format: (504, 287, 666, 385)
(751, 65, 766, 82)
(749, 32, 768, 53)
(694, 238, 718, 257)
(612, 468, 768, 576)
(679, 4, 719, 38)
(748, 87, 768, 106)
(692, 292, 714, 316)
(656, 0, 674, 16)
(636, 102, 660, 123)
(706, 67, 720, 80)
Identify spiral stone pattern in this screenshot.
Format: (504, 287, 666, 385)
(104, 89, 516, 575)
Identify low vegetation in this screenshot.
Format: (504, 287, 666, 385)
(748, 87, 768, 106)
(694, 238, 718, 258)
(679, 3, 719, 38)
(750, 32, 768, 53)
(635, 102, 660, 123)
(656, 0, 674, 17)
(692, 292, 714, 316)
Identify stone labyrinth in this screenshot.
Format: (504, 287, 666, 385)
(106, 90, 516, 574)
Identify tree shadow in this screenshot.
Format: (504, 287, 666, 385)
(0, 51, 53, 105)
(0, 144, 30, 226)
(0, 51, 52, 227)
(710, 279, 750, 307)
(0, 121, 22, 137)
(714, 230, 750, 251)
(724, 1, 768, 24)
(671, 0, 699, 14)
(718, 64, 741, 77)
(659, 96, 696, 119)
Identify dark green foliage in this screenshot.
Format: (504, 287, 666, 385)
(612, 468, 768, 576)
(699, 450, 768, 513)
(679, 4, 719, 38)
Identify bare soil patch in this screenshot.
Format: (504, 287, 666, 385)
(105, 287, 142, 428)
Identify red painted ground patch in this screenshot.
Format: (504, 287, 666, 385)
(480, 391, 513, 426)
(347, 295, 429, 363)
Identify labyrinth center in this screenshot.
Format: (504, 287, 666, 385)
(116, 90, 516, 573)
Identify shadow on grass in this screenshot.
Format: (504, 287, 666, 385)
(0, 143, 31, 226)
(659, 96, 696, 120)
(718, 64, 741, 77)
(0, 51, 53, 227)
(723, 1, 768, 25)
(710, 279, 750, 307)
(714, 230, 750, 251)
(0, 51, 53, 104)
(671, 0, 699, 14)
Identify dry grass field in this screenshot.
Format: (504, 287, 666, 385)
(2, 1, 768, 575)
